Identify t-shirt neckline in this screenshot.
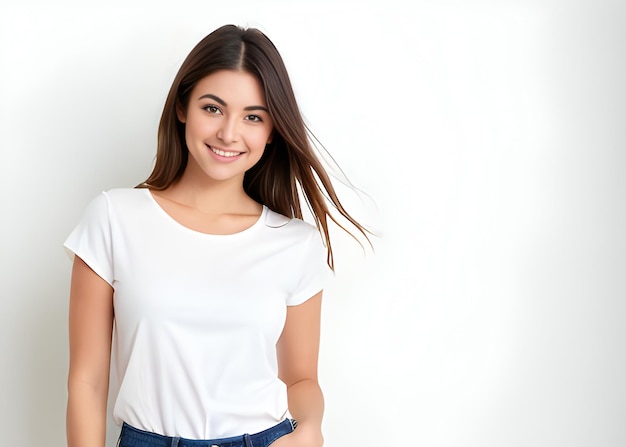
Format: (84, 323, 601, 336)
(143, 188, 267, 238)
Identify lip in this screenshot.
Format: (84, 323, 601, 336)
(206, 144, 244, 162)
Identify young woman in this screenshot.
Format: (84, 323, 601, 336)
(65, 24, 369, 447)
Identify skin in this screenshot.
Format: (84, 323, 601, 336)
(66, 70, 325, 447)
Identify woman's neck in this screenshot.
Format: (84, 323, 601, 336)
(165, 178, 258, 214)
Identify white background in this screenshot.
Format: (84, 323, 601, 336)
(1, 0, 625, 445)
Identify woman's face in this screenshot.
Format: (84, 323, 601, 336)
(177, 70, 274, 184)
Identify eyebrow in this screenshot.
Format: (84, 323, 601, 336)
(198, 93, 269, 112)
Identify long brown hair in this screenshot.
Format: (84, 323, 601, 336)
(141, 24, 371, 269)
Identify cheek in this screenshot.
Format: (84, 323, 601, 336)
(186, 117, 213, 136)
(185, 121, 221, 149)
(248, 130, 272, 151)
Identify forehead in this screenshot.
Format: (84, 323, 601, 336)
(192, 70, 266, 105)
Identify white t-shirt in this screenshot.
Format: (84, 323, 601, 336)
(64, 188, 332, 439)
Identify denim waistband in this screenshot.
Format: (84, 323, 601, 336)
(118, 418, 296, 447)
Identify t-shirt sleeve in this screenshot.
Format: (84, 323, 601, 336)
(63, 192, 114, 286)
(287, 229, 334, 306)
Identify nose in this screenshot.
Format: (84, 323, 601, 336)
(216, 116, 239, 144)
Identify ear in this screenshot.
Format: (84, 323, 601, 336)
(176, 102, 186, 123)
(266, 130, 274, 145)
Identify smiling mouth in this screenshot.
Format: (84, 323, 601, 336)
(208, 145, 243, 158)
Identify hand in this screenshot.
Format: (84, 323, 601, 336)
(270, 424, 324, 447)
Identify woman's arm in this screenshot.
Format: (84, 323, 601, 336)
(275, 291, 325, 447)
(66, 256, 114, 447)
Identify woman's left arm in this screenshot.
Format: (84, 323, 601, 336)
(275, 290, 325, 447)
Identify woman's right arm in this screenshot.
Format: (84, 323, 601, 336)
(67, 256, 114, 447)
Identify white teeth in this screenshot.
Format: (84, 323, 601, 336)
(210, 146, 241, 157)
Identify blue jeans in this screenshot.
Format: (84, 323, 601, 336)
(117, 419, 296, 447)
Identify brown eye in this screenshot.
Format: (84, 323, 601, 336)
(246, 114, 262, 122)
(203, 105, 221, 114)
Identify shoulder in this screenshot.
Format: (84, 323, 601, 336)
(92, 188, 151, 212)
(77, 188, 151, 224)
(264, 208, 319, 239)
(102, 187, 148, 203)
(263, 208, 327, 260)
